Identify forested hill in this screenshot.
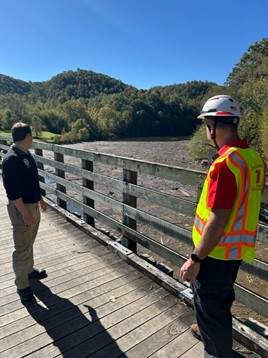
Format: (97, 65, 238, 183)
(0, 69, 129, 99)
(0, 69, 218, 141)
(0, 74, 31, 95)
(0, 38, 267, 150)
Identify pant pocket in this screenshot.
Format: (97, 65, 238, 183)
(7, 202, 26, 229)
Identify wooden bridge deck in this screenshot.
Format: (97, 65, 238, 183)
(0, 183, 259, 357)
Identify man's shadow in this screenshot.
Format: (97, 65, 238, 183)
(26, 280, 127, 357)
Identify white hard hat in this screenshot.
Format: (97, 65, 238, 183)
(198, 95, 241, 120)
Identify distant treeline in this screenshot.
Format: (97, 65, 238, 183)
(0, 38, 268, 159)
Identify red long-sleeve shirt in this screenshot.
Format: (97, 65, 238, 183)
(207, 139, 249, 209)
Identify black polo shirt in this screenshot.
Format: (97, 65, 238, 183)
(2, 144, 41, 203)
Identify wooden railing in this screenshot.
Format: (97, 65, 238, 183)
(1, 136, 268, 320)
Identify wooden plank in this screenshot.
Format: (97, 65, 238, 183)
(179, 341, 204, 357)
(116, 306, 194, 358)
(0, 234, 107, 276)
(6, 288, 174, 357)
(0, 143, 10, 152)
(234, 284, 268, 324)
(31, 140, 54, 151)
(38, 142, 207, 185)
(54, 151, 66, 209)
(233, 318, 268, 358)
(81, 158, 95, 226)
(0, 269, 145, 335)
(256, 222, 268, 243)
(0, 259, 137, 319)
(150, 328, 199, 358)
(0, 249, 108, 291)
(122, 168, 137, 251)
(0, 275, 152, 348)
(125, 181, 196, 216)
(91, 303, 191, 358)
(50, 292, 179, 358)
(0, 252, 119, 299)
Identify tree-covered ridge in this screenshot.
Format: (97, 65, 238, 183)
(36, 69, 129, 101)
(0, 68, 216, 141)
(0, 37, 267, 159)
(0, 69, 129, 102)
(0, 74, 31, 95)
(151, 80, 215, 100)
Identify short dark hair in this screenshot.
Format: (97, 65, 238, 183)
(11, 122, 32, 142)
(216, 116, 239, 125)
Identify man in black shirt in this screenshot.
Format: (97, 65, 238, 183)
(2, 122, 47, 302)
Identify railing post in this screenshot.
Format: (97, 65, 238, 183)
(54, 152, 66, 209)
(35, 148, 46, 197)
(122, 169, 137, 252)
(82, 159, 95, 226)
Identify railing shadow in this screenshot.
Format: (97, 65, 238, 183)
(25, 280, 127, 357)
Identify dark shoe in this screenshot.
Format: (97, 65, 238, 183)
(191, 323, 202, 340)
(28, 268, 47, 279)
(17, 287, 35, 302)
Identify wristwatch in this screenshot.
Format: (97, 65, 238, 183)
(191, 253, 204, 263)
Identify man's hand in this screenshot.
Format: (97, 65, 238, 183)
(39, 198, 47, 213)
(21, 211, 35, 227)
(12, 198, 35, 227)
(180, 258, 201, 283)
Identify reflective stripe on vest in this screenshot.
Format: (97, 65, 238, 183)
(192, 147, 265, 262)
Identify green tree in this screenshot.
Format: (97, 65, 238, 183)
(31, 115, 42, 137)
(225, 38, 268, 150)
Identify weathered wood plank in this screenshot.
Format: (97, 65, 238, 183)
(150, 328, 200, 358)
(0, 274, 152, 349)
(113, 306, 194, 357)
(0, 268, 145, 335)
(179, 341, 204, 357)
(39, 168, 197, 220)
(8, 289, 173, 357)
(0, 258, 137, 319)
(91, 304, 192, 358)
(34, 141, 207, 185)
(51, 293, 179, 358)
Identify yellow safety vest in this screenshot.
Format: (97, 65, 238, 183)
(192, 146, 265, 262)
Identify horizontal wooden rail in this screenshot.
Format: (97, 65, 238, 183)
(1, 135, 268, 319)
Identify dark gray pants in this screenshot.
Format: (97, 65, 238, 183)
(191, 257, 241, 358)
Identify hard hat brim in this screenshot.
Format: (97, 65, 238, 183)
(197, 112, 217, 120)
(197, 112, 239, 120)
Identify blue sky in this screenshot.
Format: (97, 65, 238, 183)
(0, 0, 267, 89)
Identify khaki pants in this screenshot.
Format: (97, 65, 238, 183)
(7, 201, 40, 289)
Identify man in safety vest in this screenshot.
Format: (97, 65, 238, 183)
(180, 95, 266, 358)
